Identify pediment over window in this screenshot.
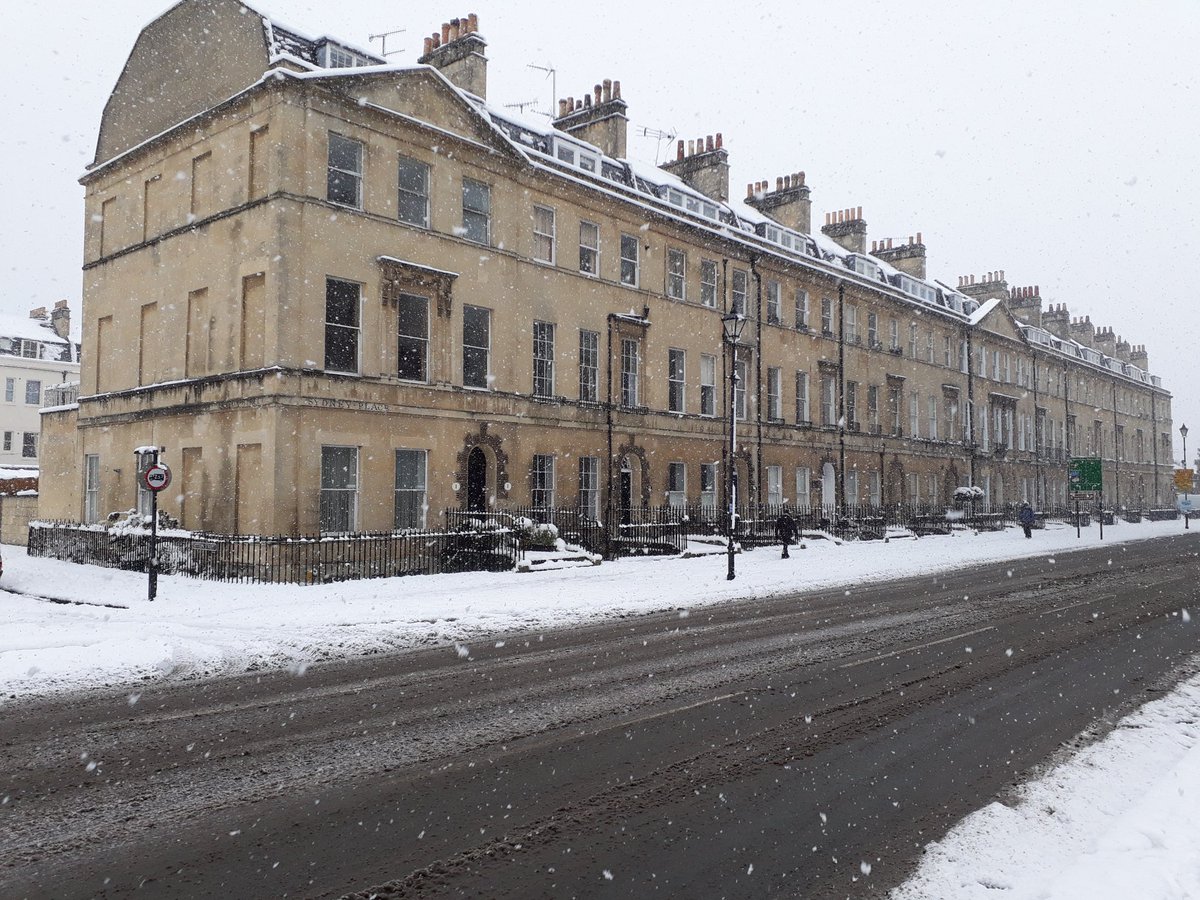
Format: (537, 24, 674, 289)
(378, 256, 457, 317)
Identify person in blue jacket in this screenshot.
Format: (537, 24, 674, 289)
(1018, 502, 1035, 539)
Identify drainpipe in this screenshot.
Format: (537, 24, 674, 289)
(605, 313, 615, 559)
(1150, 388, 1159, 506)
(966, 330, 976, 487)
(1031, 351, 1042, 506)
(750, 254, 763, 508)
(1111, 378, 1120, 511)
(837, 281, 846, 512)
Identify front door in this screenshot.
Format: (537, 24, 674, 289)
(620, 469, 632, 524)
(467, 447, 487, 511)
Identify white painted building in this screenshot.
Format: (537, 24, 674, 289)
(0, 302, 80, 467)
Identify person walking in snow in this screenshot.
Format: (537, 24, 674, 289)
(775, 510, 797, 558)
(1018, 502, 1035, 539)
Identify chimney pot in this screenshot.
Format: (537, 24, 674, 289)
(613, 80, 621, 99)
(909, 235, 914, 246)
(449, 19, 460, 41)
(776, 176, 784, 191)
(423, 36, 432, 54)
(715, 132, 723, 148)
(887, 238, 893, 249)
(784, 174, 791, 189)
(916, 231, 922, 244)
(559, 99, 568, 117)
(602, 78, 612, 102)
(746, 182, 754, 198)
(825, 212, 831, 225)
(441, 23, 450, 43)
(856, 206, 862, 220)
(798, 171, 805, 184)
(1035, 284, 1040, 295)
(431, 32, 440, 48)
(583, 94, 592, 108)
(468, 12, 479, 32)
(594, 84, 602, 105)
(703, 135, 711, 152)
(677, 140, 685, 161)
(687, 139, 695, 156)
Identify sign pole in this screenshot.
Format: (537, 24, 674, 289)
(1075, 498, 1080, 539)
(1098, 491, 1104, 541)
(149, 488, 159, 602)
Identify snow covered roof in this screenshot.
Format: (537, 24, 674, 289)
(0, 312, 72, 346)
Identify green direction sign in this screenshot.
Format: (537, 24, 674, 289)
(1068, 457, 1103, 493)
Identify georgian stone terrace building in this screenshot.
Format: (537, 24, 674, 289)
(38, 0, 1174, 534)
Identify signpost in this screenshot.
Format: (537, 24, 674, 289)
(1068, 457, 1104, 539)
(142, 458, 172, 601)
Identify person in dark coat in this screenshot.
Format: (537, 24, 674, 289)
(1018, 502, 1035, 539)
(775, 510, 797, 558)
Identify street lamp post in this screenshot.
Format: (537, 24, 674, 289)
(723, 311, 747, 581)
(1181, 423, 1188, 469)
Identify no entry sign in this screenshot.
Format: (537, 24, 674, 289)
(143, 463, 172, 493)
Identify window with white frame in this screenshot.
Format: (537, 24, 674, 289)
(579, 329, 599, 402)
(735, 359, 747, 420)
(767, 367, 782, 420)
(3, 378, 12, 401)
(928, 395, 938, 440)
(796, 371, 809, 424)
(320, 445, 358, 533)
(889, 383, 903, 434)
(668, 462, 687, 507)
(767, 465, 783, 506)
(845, 305, 858, 343)
(795, 466, 811, 508)
(533, 321, 555, 397)
(579, 456, 600, 519)
(326, 133, 363, 208)
(869, 470, 881, 506)
(620, 234, 639, 286)
(867, 385, 879, 430)
(462, 178, 491, 244)
(700, 354, 716, 417)
(909, 391, 920, 437)
(821, 297, 834, 335)
(579, 221, 600, 275)
(700, 259, 718, 308)
(907, 472, 921, 503)
(666, 248, 686, 300)
(22, 432, 37, 459)
(621, 338, 639, 407)
(24, 379, 41, 406)
(668, 348, 686, 412)
(908, 322, 918, 358)
(926, 330, 935, 363)
(846, 469, 859, 505)
(700, 463, 717, 509)
(766, 280, 781, 324)
(394, 449, 427, 528)
(731, 269, 748, 315)
(796, 290, 810, 329)
(868, 311, 878, 347)
(531, 454, 555, 508)
(943, 335, 952, 367)
(4, 431, 12, 451)
(462, 305, 491, 388)
(84, 453, 100, 523)
(846, 381, 858, 428)
(397, 156, 430, 227)
(396, 293, 428, 382)
(890, 317, 900, 351)
(532, 205, 555, 263)
(324, 278, 360, 373)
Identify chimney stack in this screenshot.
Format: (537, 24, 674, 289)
(744, 170, 811, 233)
(1042, 302, 1071, 340)
(1068, 314, 1096, 349)
(554, 77, 628, 159)
(50, 299, 71, 340)
(820, 207, 868, 254)
(658, 132, 729, 202)
(873, 231, 927, 279)
(418, 13, 488, 99)
(958, 269, 1010, 303)
(1129, 344, 1149, 369)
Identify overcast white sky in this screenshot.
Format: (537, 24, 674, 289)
(4, 0, 1197, 465)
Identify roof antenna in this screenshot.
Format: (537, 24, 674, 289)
(369, 28, 406, 58)
(503, 98, 550, 118)
(527, 63, 557, 117)
(639, 126, 678, 164)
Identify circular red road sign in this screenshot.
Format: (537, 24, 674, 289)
(144, 463, 172, 493)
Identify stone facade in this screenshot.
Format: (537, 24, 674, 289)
(38, 0, 1174, 533)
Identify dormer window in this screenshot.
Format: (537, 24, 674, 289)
(318, 43, 375, 68)
(552, 138, 599, 176)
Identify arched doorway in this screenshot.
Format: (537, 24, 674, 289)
(619, 456, 633, 524)
(466, 446, 488, 511)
